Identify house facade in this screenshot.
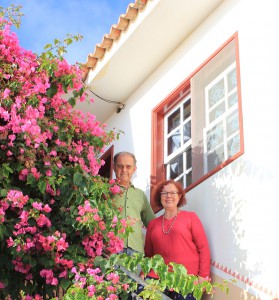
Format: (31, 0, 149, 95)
(79, 0, 279, 299)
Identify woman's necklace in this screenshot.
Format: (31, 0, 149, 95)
(162, 212, 178, 234)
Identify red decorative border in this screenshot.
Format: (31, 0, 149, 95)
(211, 260, 278, 299)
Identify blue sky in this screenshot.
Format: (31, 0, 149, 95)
(1, 0, 132, 65)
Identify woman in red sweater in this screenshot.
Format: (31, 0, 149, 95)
(144, 179, 210, 300)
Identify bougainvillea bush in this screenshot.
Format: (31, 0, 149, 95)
(0, 7, 137, 300)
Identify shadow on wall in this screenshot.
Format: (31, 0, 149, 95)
(209, 157, 279, 299)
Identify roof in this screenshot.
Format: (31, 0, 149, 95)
(81, 0, 149, 80)
(77, 0, 225, 123)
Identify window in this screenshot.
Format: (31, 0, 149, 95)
(151, 33, 243, 211)
(164, 94, 192, 188)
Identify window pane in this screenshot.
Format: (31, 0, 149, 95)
(208, 79, 225, 108)
(228, 91, 238, 108)
(226, 110, 239, 137)
(177, 176, 184, 187)
(168, 108, 180, 133)
(209, 101, 225, 123)
(186, 147, 192, 170)
(227, 67, 237, 92)
(183, 121, 191, 143)
(168, 129, 181, 155)
(207, 146, 224, 173)
(183, 100, 191, 120)
(186, 171, 192, 186)
(206, 123, 224, 152)
(227, 135, 240, 158)
(170, 155, 183, 179)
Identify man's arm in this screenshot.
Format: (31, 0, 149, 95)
(141, 194, 156, 227)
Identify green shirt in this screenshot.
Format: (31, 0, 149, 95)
(113, 184, 156, 253)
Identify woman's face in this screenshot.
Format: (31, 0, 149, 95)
(160, 183, 181, 210)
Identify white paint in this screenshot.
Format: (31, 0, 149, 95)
(90, 0, 279, 298)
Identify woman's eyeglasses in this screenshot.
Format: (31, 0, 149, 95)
(160, 191, 180, 197)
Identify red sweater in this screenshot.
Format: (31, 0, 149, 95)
(144, 211, 210, 278)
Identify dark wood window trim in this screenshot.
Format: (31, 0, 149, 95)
(99, 145, 114, 180)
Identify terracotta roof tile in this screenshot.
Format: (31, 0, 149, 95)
(86, 56, 98, 68)
(81, 0, 149, 80)
(107, 26, 122, 40)
(94, 46, 106, 59)
(124, 7, 139, 20)
(115, 16, 130, 30)
(100, 36, 114, 50)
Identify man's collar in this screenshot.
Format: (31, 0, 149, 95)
(120, 183, 135, 189)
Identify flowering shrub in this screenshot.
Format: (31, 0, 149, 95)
(0, 6, 135, 300)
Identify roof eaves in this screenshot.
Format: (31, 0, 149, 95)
(81, 0, 149, 80)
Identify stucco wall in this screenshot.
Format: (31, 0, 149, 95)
(103, 0, 279, 299)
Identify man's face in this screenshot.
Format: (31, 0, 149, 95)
(113, 154, 137, 187)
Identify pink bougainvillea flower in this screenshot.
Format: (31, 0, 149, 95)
(31, 167, 41, 180)
(109, 185, 121, 195)
(45, 169, 52, 177)
(32, 202, 43, 211)
(56, 238, 69, 252)
(36, 214, 51, 228)
(3, 88, 11, 99)
(87, 284, 96, 297)
(6, 190, 29, 209)
(99, 221, 106, 230)
(106, 273, 120, 284)
(40, 269, 58, 286)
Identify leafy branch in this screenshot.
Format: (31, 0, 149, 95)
(95, 253, 232, 300)
(0, 4, 23, 29)
(40, 34, 84, 61)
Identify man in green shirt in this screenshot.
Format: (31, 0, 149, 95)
(113, 151, 156, 254)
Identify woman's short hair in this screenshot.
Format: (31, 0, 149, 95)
(152, 179, 186, 209)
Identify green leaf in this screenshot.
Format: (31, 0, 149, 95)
(170, 262, 187, 276)
(37, 255, 54, 268)
(2, 163, 13, 177)
(44, 43, 52, 50)
(156, 263, 168, 280)
(26, 174, 37, 186)
(109, 253, 120, 266)
(65, 38, 73, 45)
(0, 224, 6, 240)
(73, 172, 83, 187)
(151, 254, 165, 271)
(46, 83, 58, 98)
(0, 189, 7, 197)
(59, 167, 70, 176)
(68, 97, 76, 108)
(60, 278, 72, 290)
(38, 179, 46, 194)
(67, 244, 86, 257)
(193, 288, 203, 300)
(139, 257, 152, 276)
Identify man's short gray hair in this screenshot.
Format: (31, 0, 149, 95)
(113, 152, 137, 165)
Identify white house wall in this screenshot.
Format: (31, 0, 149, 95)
(102, 0, 279, 299)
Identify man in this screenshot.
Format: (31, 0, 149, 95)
(113, 151, 156, 255)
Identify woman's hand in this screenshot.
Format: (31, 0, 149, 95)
(198, 276, 211, 293)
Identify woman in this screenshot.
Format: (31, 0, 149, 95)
(144, 180, 210, 300)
